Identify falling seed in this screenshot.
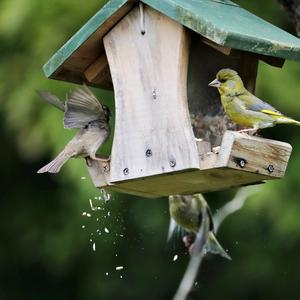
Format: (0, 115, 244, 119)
(94, 196, 98, 199)
(82, 212, 87, 216)
(106, 272, 109, 276)
(119, 234, 124, 237)
(90, 239, 93, 242)
(81, 177, 86, 180)
(86, 213, 91, 217)
(115, 254, 118, 257)
(104, 227, 109, 233)
(81, 225, 86, 229)
(108, 211, 111, 217)
(93, 243, 96, 251)
(120, 276, 123, 279)
(89, 199, 96, 211)
(173, 254, 178, 262)
(96, 218, 99, 222)
(116, 266, 124, 271)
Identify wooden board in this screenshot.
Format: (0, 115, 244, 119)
(103, 6, 199, 182)
(87, 131, 292, 198)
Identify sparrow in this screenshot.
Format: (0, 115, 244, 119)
(209, 68, 300, 133)
(37, 85, 111, 173)
(169, 194, 231, 259)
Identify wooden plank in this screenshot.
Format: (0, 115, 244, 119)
(202, 37, 232, 56)
(104, 6, 199, 182)
(104, 168, 269, 197)
(86, 159, 110, 187)
(224, 131, 292, 178)
(87, 130, 292, 198)
(84, 53, 111, 85)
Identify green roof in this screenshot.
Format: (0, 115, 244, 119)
(44, 0, 300, 83)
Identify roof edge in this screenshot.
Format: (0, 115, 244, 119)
(43, 0, 132, 78)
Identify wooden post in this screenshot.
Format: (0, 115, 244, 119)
(104, 5, 199, 183)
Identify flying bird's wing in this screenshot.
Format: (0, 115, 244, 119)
(37, 90, 65, 112)
(64, 84, 106, 129)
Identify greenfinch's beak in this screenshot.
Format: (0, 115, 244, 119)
(208, 78, 221, 88)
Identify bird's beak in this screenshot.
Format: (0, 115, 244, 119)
(208, 78, 221, 88)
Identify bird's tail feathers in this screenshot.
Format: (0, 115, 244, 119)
(37, 150, 70, 173)
(205, 232, 232, 260)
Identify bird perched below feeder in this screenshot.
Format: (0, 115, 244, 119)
(169, 194, 231, 260)
(209, 68, 300, 134)
(37, 86, 111, 173)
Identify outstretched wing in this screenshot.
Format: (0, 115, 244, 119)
(37, 90, 65, 112)
(64, 84, 106, 129)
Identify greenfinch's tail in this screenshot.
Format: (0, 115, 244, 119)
(205, 232, 232, 260)
(276, 116, 300, 126)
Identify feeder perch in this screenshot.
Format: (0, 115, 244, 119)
(43, 0, 300, 198)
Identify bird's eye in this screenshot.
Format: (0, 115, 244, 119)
(219, 78, 226, 83)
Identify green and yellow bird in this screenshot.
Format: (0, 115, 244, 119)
(208, 68, 300, 133)
(169, 194, 231, 259)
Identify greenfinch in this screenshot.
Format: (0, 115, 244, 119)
(209, 68, 300, 132)
(169, 194, 231, 259)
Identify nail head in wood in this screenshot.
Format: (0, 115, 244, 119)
(146, 149, 152, 157)
(267, 165, 274, 173)
(169, 159, 176, 167)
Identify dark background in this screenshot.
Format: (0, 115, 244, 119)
(1, 0, 300, 299)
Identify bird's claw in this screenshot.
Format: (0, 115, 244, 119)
(93, 155, 111, 172)
(238, 128, 258, 136)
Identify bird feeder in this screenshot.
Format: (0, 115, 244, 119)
(43, 0, 300, 198)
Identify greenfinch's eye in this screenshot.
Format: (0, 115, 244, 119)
(219, 78, 226, 83)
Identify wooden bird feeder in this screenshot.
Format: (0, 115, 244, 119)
(43, 0, 300, 198)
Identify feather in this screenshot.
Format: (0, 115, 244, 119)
(64, 84, 106, 129)
(37, 90, 65, 112)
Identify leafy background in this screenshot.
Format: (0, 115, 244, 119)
(1, 0, 300, 299)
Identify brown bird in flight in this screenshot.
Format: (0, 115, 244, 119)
(37, 85, 111, 173)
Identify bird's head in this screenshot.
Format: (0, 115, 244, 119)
(208, 68, 245, 96)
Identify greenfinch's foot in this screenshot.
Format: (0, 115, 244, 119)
(238, 128, 258, 135)
(93, 154, 111, 163)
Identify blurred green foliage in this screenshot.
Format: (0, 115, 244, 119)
(1, 0, 300, 299)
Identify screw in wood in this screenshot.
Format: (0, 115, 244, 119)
(169, 159, 176, 167)
(238, 159, 246, 168)
(267, 165, 274, 173)
(152, 89, 157, 100)
(123, 168, 129, 175)
(146, 149, 152, 157)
